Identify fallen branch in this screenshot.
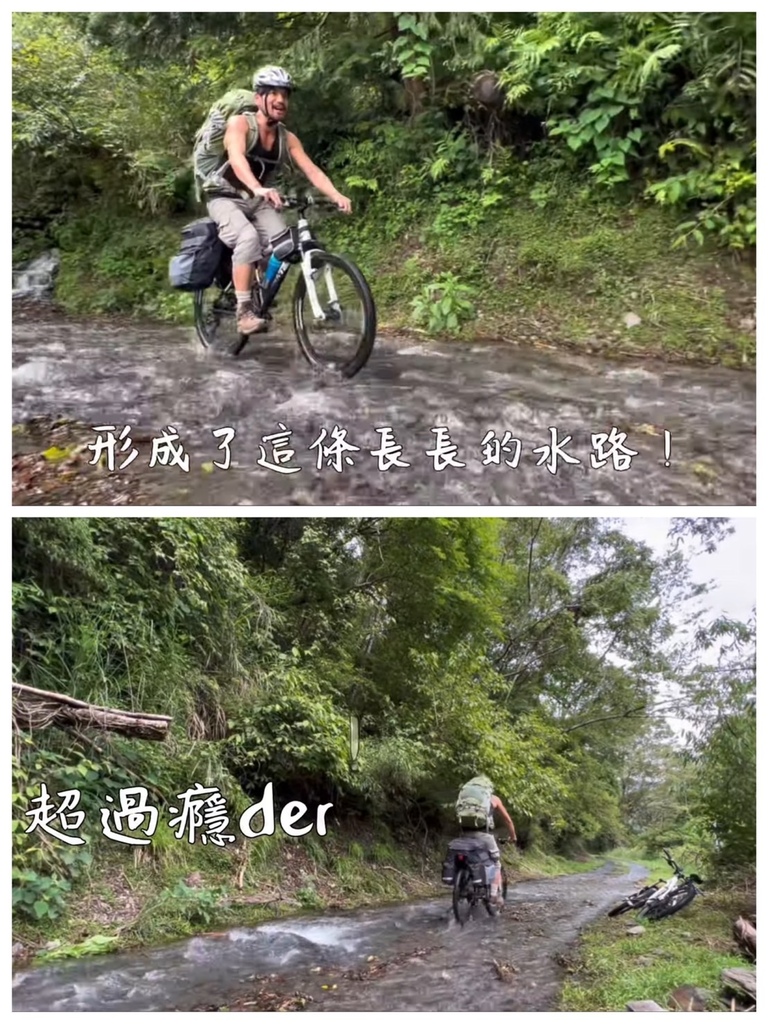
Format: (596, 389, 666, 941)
(492, 958, 518, 982)
(733, 916, 756, 961)
(341, 944, 441, 981)
(722, 967, 756, 1003)
(225, 892, 301, 908)
(12, 682, 172, 741)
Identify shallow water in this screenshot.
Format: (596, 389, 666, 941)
(12, 310, 755, 505)
(13, 862, 647, 1012)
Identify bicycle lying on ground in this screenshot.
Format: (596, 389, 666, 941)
(189, 195, 377, 378)
(442, 835, 511, 925)
(608, 848, 704, 922)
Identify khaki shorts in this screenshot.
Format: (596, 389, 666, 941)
(207, 195, 288, 267)
(462, 830, 500, 860)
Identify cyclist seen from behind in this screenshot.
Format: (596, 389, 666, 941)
(196, 66, 353, 336)
(455, 774, 517, 907)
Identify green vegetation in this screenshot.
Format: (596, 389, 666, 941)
(12, 13, 755, 364)
(560, 889, 748, 1011)
(12, 517, 755, 964)
(510, 848, 607, 878)
(606, 846, 672, 883)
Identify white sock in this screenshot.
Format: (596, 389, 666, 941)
(236, 291, 251, 306)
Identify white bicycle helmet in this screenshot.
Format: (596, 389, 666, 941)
(252, 66, 294, 93)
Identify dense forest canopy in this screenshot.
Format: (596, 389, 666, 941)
(13, 11, 755, 250)
(12, 517, 755, 928)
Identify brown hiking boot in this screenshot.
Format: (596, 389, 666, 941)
(236, 303, 266, 335)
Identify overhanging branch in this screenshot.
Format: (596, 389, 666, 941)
(562, 703, 649, 734)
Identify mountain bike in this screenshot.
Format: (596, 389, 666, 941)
(447, 836, 510, 926)
(608, 848, 704, 921)
(193, 195, 377, 379)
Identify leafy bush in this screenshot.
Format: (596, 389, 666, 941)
(225, 672, 351, 804)
(492, 12, 756, 250)
(157, 881, 223, 926)
(410, 272, 476, 335)
(12, 869, 72, 922)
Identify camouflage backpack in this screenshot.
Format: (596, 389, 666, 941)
(456, 776, 494, 830)
(192, 88, 291, 202)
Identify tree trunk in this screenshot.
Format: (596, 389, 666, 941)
(12, 682, 172, 740)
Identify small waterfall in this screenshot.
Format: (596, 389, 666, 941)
(13, 250, 61, 300)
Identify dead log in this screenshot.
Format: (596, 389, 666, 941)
(667, 986, 713, 1011)
(721, 967, 757, 1002)
(12, 682, 172, 741)
(733, 916, 757, 961)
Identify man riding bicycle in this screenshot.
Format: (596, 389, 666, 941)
(455, 774, 517, 907)
(198, 65, 353, 337)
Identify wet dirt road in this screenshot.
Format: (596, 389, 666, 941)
(12, 309, 755, 506)
(12, 862, 646, 1012)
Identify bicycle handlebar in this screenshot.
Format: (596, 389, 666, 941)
(662, 847, 683, 874)
(498, 836, 521, 849)
(279, 194, 341, 212)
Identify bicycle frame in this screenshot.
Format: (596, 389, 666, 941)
(641, 849, 703, 912)
(255, 199, 339, 322)
(195, 190, 377, 377)
(643, 871, 681, 909)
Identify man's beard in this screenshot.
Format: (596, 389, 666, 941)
(263, 97, 286, 126)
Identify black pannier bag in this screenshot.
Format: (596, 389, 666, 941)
(441, 837, 493, 886)
(169, 218, 226, 292)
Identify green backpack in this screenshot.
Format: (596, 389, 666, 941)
(192, 88, 260, 201)
(192, 88, 293, 202)
(456, 776, 494, 830)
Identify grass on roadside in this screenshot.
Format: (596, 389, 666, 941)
(607, 845, 674, 880)
(560, 888, 748, 1011)
(508, 847, 607, 880)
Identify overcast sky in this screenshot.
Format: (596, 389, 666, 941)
(618, 517, 755, 738)
(619, 517, 756, 625)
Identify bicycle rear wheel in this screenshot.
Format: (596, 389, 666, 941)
(452, 868, 473, 926)
(608, 900, 632, 918)
(293, 251, 376, 378)
(642, 882, 698, 921)
(193, 251, 242, 353)
(194, 284, 234, 347)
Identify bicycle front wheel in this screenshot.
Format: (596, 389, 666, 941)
(293, 250, 376, 378)
(608, 885, 659, 917)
